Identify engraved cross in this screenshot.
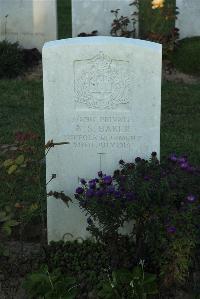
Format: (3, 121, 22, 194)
(97, 152, 107, 171)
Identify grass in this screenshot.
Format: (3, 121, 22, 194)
(171, 37, 200, 76)
(0, 80, 43, 144)
(161, 82, 200, 164)
(0, 80, 199, 164)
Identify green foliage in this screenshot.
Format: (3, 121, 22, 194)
(45, 238, 136, 297)
(0, 40, 25, 79)
(23, 265, 78, 299)
(0, 205, 19, 237)
(170, 37, 200, 76)
(98, 264, 158, 299)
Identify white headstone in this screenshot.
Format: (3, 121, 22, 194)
(72, 0, 138, 37)
(176, 0, 200, 39)
(0, 0, 57, 51)
(43, 36, 162, 242)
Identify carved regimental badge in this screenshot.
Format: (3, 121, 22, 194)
(74, 52, 131, 109)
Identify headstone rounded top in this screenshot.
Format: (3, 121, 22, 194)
(43, 36, 162, 52)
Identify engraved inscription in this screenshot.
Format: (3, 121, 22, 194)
(66, 114, 142, 150)
(74, 52, 131, 110)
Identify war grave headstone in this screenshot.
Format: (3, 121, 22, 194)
(0, 0, 57, 51)
(176, 0, 200, 39)
(43, 36, 162, 241)
(72, 0, 138, 37)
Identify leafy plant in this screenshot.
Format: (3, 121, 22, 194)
(0, 40, 25, 78)
(98, 262, 158, 299)
(110, 0, 179, 57)
(110, 1, 139, 38)
(75, 152, 200, 288)
(23, 265, 78, 299)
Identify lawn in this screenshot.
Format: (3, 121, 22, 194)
(0, 80, 199, 164)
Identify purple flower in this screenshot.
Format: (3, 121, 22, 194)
(98, 171, 103, 177)
(96, 189, 104, 197)
(125, 192, 135, 201)
(120, 175, 126, 183)
(187, 166, 196, 173)
(80, 178, 86, 185)
(103, 175, 112, 185)
(187, 194, 196, 203)
(87, 217, 93, 225)
(107, 185, 115, 194)
(167, 226, 176, 234)
(76, 187, 84, 194)
(89, 179, 96, 189)
(144, 175, 150, 181)
(135, 157, 141, 163)
(86, 189, 94, 198)
(180, 162, 189, 170)
(169, 154, 177, 162)
(114, 191, 122, 198)
(178, 156, 187, 164)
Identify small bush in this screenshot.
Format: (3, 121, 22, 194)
(75, 153, 200, 289)
(0, 40, 25, 78)
(171, 37, 200, 76)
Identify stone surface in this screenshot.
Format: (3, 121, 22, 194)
(72, 0, 137, 37)
(43, 36, 162, 242)
(0, 0, 57, 51)
(176, 0, 200, 39)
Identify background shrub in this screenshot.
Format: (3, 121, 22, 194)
(171, 37, 200, 76)
(0, 40, 25, 79)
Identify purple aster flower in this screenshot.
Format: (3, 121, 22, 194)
(87, 217, 93, 225)
(98, 171, 103, 177)
(86, 189, 94, 198)
(125, 192, 135, 201)
(135, 157, 141, 163)
(119, 159, 125, 165)
(169, 154, 177, 162)
(144, 175, 150, 181)
(151, 152, 157, 157)
(114, 191, 122, 198)
(76, 187, 84, 194)
(178, 156, 187, 164)
(120, 175, 126, 183)
(187, 194, 196, 203)
(187, 166, 196, 173)
(80, 178, 86, 185)
(103, 175, 112, 185)
(89, 179, 96, 189)
(107, 185, 115, 194)
(167, 226, 176, 234)
(180, 162, 189, 170)
(96, 189, 104, 197)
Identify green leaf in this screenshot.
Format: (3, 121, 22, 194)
(7, 164, 18, 175)
(3, 159, 14, 168)
(0, 211, 7, 221)
(15, 154, 25, 165)
(2, 223, 12, 236)
(6, 219, 19, 227)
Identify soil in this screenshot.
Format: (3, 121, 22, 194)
(0, 241, 42, 299)
(163, 60, 200, 84)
